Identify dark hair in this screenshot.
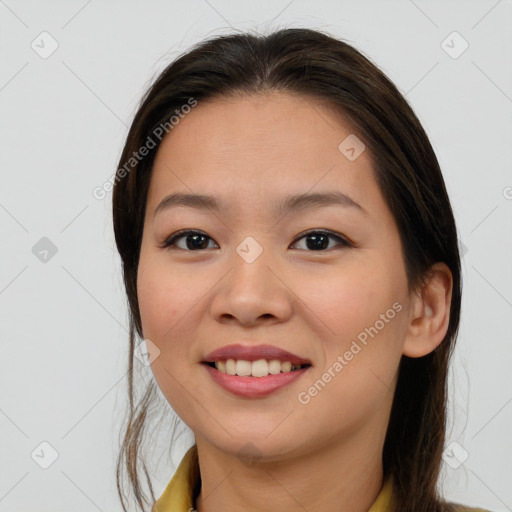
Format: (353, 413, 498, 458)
(112, 27, 462, 512)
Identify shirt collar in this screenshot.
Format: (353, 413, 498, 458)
(153, 444, 393, 512)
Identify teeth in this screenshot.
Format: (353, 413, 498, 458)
(215, 359, 304, 377)
(225, 359, 236, 375)
(236, 360, 252, 376)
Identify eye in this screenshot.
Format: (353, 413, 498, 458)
(161, 230, 218, 251)
(290, 229, 352, 251)
(162, 229, 351, 252)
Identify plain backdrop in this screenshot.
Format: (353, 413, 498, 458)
(1, 0, 511, 511)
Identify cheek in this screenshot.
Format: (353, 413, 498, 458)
(137, 258, 196, 414)
(303, 265, 397, 337)
(136, 254, 216, 384)
(296, 273, 403, 432)
(303, 261, 406, 385)
(136, 256, 188, 343)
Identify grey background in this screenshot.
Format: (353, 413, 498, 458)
(1, 0, 511, 510)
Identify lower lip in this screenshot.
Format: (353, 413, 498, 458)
(203, 364, 310, 398)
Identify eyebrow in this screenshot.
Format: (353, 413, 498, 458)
(153, 191, 370, 219)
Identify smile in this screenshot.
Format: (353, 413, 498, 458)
(206, 358, 310, 377)
(203, 361, 312, 398)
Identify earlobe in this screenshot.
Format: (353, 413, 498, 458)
(402, 263, 453, 358)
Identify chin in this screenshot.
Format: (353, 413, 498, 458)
(203, 431, 303, 462)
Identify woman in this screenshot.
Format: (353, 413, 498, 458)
(112, 27, 492, 512)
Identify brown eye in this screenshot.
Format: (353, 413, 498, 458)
(291, 230, 351, 251)
(161, 229, 351, 252)
(162, 230, 218, 251)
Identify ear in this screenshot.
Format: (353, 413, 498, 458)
(402, 262, 453, 358)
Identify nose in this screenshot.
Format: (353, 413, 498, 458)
(209, 250, 293, 327)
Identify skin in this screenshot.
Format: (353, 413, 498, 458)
(137, 91, 453, 512)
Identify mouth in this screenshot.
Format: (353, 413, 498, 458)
(202, 359, 312, 398)
(202, 360, 312, 378)
(203, 343, 312, 375)
(201, 343, 313, 396)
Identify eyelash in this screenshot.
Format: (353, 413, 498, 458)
(161, 229, 352, 252)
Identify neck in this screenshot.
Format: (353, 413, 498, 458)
(194, 420, 387, 512)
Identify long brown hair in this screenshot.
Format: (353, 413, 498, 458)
(112, 27, 462, 512)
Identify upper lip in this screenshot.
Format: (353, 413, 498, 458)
(203, 344, 312, 366)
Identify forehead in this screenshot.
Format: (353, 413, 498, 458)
(148, 92, 382, 216)
(155, 91, 362, 164)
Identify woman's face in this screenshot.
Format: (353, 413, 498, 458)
(137, 92, 414, 460)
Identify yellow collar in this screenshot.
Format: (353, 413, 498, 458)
(153, 445, 393, 511)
